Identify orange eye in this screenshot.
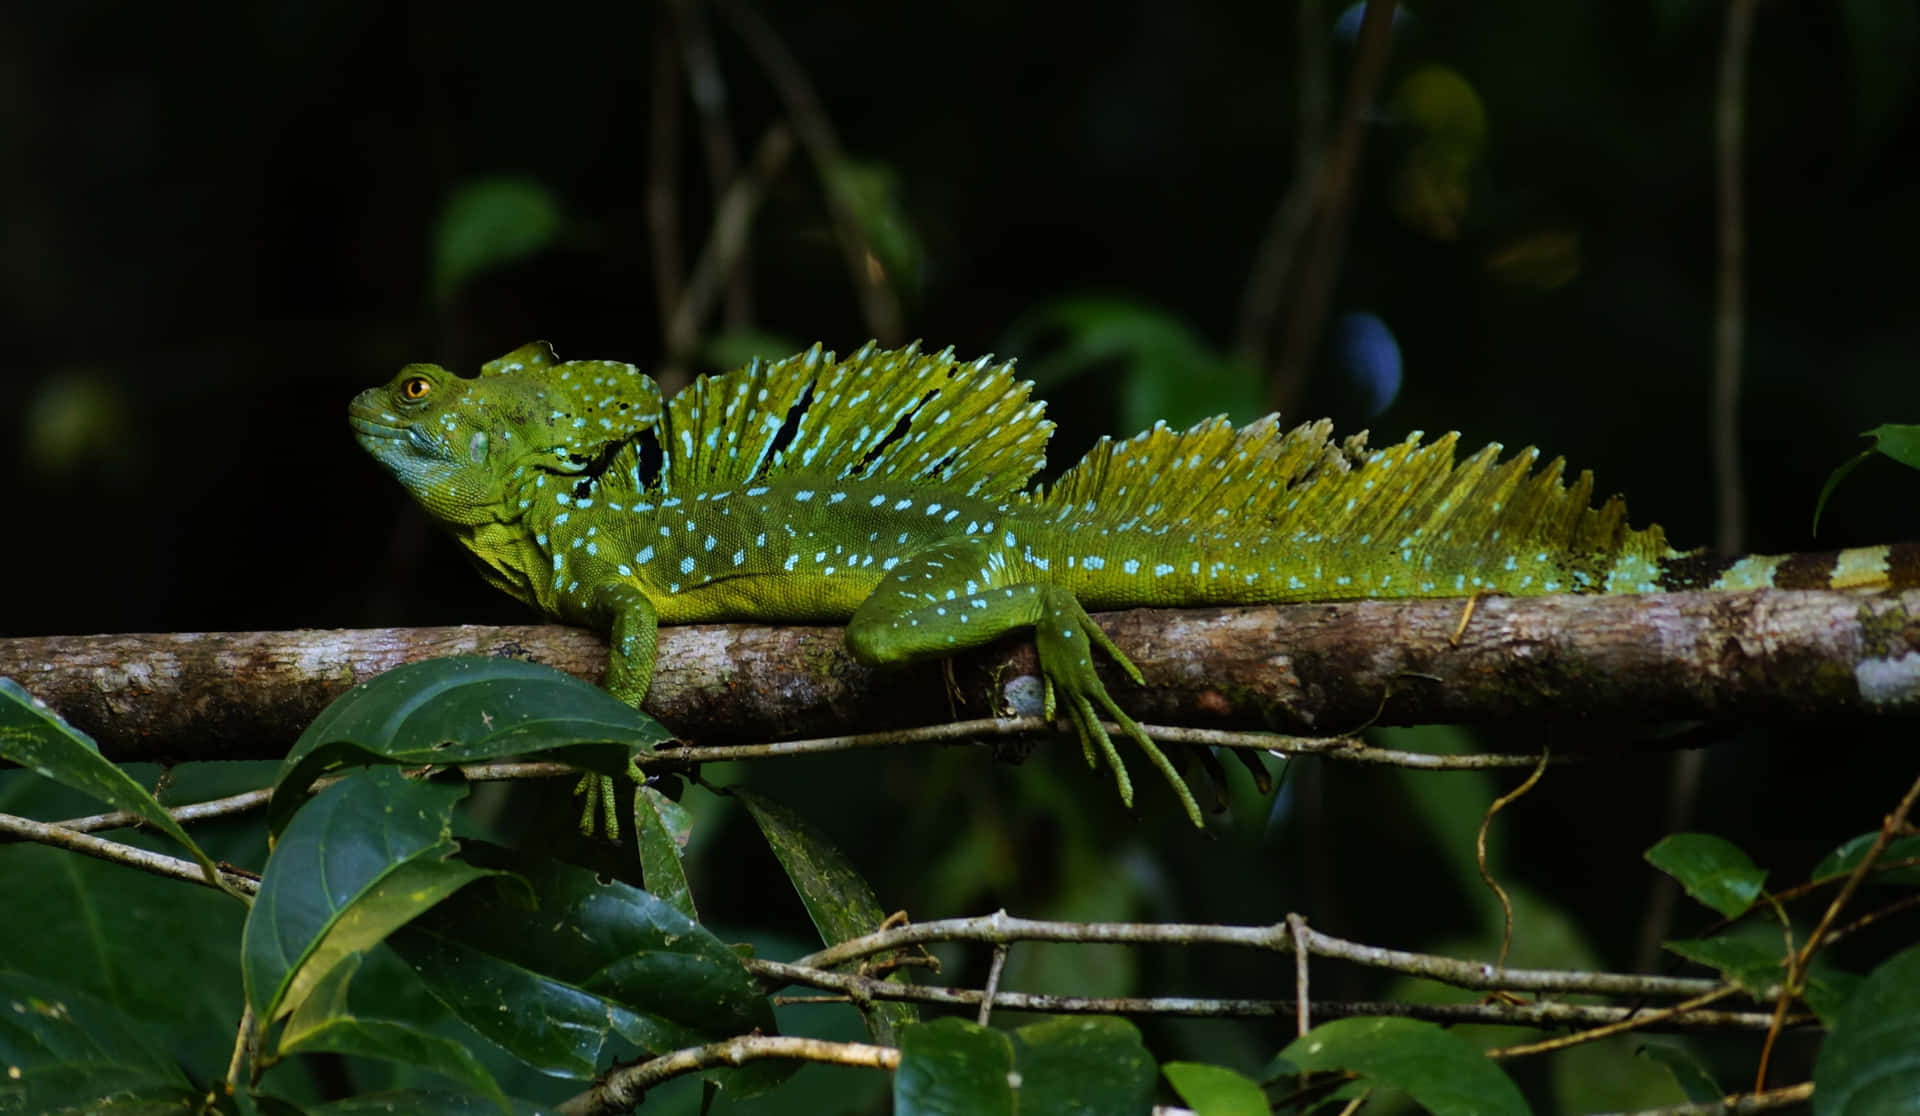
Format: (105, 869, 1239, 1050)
(400, 376, 433, 401)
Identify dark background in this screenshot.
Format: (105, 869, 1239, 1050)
(3, 2, 1916, 1107)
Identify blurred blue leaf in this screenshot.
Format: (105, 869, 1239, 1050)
(1332, 311, 1403, 417)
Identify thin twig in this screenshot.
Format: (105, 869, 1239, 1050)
(1486, 986, 1740, 1060)
(1587, 1081, 1814, 1116)
(712, 0, 904, 343)
(0, 811, 259, 894)
(1820, 889, 1920, 948)
(670, 0, 753, 329)
(659, 717, 1579, 770)
(1477, 748, 1550, 968)
(978, 944, 1009, 1026)
(646, 6, 685, 335)
(664, 124, 795, 370)
(793, 911, 1722, 1000)
(1234, 0, 1329, 366)
(1288, 912, 1312, 1037)
(558, 1035, 899, 1116)
(749, 959, 1789, 1032)
(1713, 0, 1757, 557)
(1269, 0, 1399, 408)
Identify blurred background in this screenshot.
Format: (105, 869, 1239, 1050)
(3, 1, 1918, 1109)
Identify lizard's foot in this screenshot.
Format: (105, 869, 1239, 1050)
(1033, 588, 1205, 827)
(573, 758, 647, 838)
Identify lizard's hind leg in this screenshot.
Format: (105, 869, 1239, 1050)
(846, 539, 1205, 826)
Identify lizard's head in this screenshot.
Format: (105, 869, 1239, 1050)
(349, 341, 663, 526)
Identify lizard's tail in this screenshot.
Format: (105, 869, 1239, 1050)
(1030, 414, 1677, 597)
(1033, 414, 1920, 599)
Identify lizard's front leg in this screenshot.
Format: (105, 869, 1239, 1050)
(578, 582, 660, 835)
(845, 538, 1204, 826)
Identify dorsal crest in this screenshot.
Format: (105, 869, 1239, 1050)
(617, 342, 1053, 500)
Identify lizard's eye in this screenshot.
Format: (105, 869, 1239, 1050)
(400, 376, 433, 401)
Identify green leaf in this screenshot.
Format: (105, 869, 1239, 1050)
(1009, 1017, 1156, 1116)
(1275, 1017, 1528, 1116)
(0, 970, 197, 1114)
(1163, 1061, 1270, 1116)
(700, 330, 806, 374)
(826, 158, 923, 295)
(634, 785, 697, 920)
(1003, 297, 1263, 432)
(0, 678, 233, 896)
(1636, 1042, 1723, 1104)
(1812, 832, 1920, 887)
(393, 843, 787, 1096)
(1814, 424, 1920, 535)
(734, 788, 918, 1041)
(1805, 964, 1867, 1028)
(1644, 833, 1767, 919)
(278, 954, 510, 1112)
(304, 1092, 554, 1116)
(432, 177, 563, 303)
(0, 841, 245, 1086)
(893, 1017, 1154, 1116)
(1662, 937, 1784, 998)
(1842, 0, 1919, 153)
(270, 656, 667, 835)
(895, 1018, 1016, 1116)
(245, 768, 484, 1023)
(1814, 943, 1920, 1115)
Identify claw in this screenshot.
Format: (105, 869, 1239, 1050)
(1034, 587, 1205, 827)
(574, 773, 624, 838)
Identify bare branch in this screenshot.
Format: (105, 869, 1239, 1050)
(558, 1035, 898, 1116)
(792, 910, 1724, 1001)
(0, 811, 259, 894)
(6, 588, 1914, 765)
(749, 958, 1794, 1034)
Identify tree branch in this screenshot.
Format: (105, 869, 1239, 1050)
(3, 588, 1915, 764)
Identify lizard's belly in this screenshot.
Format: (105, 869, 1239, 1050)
(651, 568, 882, 623)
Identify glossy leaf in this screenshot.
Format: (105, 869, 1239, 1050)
(1, 841, 245, 1086)
(1644, 833, 1767, 919)
(1813, 944, 1920, 1115)
(278, 954, 509, 1112)
(0, 970, 196, 1114)
(1814, 423, 1920, 535)
(1805, 964, 1867, 1028)
(0, 678, 231, 895)
(1009, 1017, 1156, 1115)
(433, 177, 563, 303)
(734, 789, 919, 1042)
(1163, 1060, 1269, 1116)
(1636, 1042, 1723, 1104)
(270, 656, 667, 835)
(634, 785, 697, 921)
(894, 1017, 1153, 1116)
(895, 1017, 1015, 1116)
(395, 842, 786, 1095)
(1811, 832, 1920, 887)
(1276, 1017, 1528, 1116)
(245, 768, 483, 1023)
(1662, 937, 1783, 998)
(304, 1092, 555, 1116)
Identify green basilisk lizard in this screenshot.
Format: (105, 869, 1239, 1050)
(351, 341, 1915, 826)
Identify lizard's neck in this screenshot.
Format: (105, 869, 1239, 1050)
(445, 469, 575, 620)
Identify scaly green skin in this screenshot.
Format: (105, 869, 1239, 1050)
(352, 341, 1914, 826)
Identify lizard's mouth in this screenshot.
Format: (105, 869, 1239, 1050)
(349, 392, 451, 460)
